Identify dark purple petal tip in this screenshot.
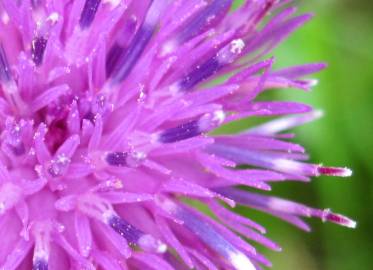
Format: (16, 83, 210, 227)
(179, 0, 233, 42)
(79, 0, 101, 29)
(32, 37, 48, 66)
(158, 120, 201, 143)
(110, 25, 154, 83)
(0, 44, 12, 82)
(108, 215, 142, 245)
(178, 57, 221, 91)
(105, 152, 128, 167)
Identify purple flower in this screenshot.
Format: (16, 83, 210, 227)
(0, 0, 355, 269)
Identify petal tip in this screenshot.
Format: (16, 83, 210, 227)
(318, 166, 352, 177)
(322, 210, 357, 229)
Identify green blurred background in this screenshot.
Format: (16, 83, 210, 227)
(231, 0, 373, 269)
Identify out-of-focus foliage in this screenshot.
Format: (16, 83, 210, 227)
(231, 0, 373, 269)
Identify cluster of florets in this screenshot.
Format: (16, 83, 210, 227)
(0, 1, 354, 269)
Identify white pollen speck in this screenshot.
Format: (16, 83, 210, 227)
(161, 40, 177, 56)
(56, 223, 65, 232)
(229, 252, 256, 270)
(157, 243, 168, 253)
(169, 82, 181, 95)
(29, 148, 36, 156)
(212, 110, 226, 124)
(103, 0, 121, 7)
(341, 167, 353, 177)
(230, 39, 245, 54)
(102, 211, 113, 223)
(47, 12, 60, 24)
(348, 220, 357, 229)
(307, 79, 319, 87)
(206, 15, 216, 24)
(34, 250, 49, 261)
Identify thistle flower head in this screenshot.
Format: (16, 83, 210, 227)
(0, 0, 355, 269)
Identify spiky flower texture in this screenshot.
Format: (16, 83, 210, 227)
(0, 0, 355, 269)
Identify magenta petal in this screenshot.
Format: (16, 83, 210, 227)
(0, 239, 33, 270)
(31, 85, 70, 112)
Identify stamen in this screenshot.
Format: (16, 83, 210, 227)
(158, 120, 201, 143)
(31, 0, 42, 9)
(104, 150, 147, 168)
(0, 43, 12, 82)
(105, 152, 128, 167)
(108, 215, 167, 253)
(178, 0, 233, 42)
(0, 44, 26, 111)
(32, 36, 48, 66)
(109, 0, 167, 83)
(79, 0, 102, 29)
(159, 110, 225, 143)
(4, 118, 26, 156)
(105, 18, 137, 76)
(109, 25, 154, 83)
(174, 38, 245, 92)
(157, 197, 255, 269)
(32, 221, 52, 270)
(105, 44, 123, 77)
(47, 154, 71, 177)
(178, 57, 221, 91)
(33, 260, 48, 270)
(78, 192, 155, 255)
(107, 215, 142, 245)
